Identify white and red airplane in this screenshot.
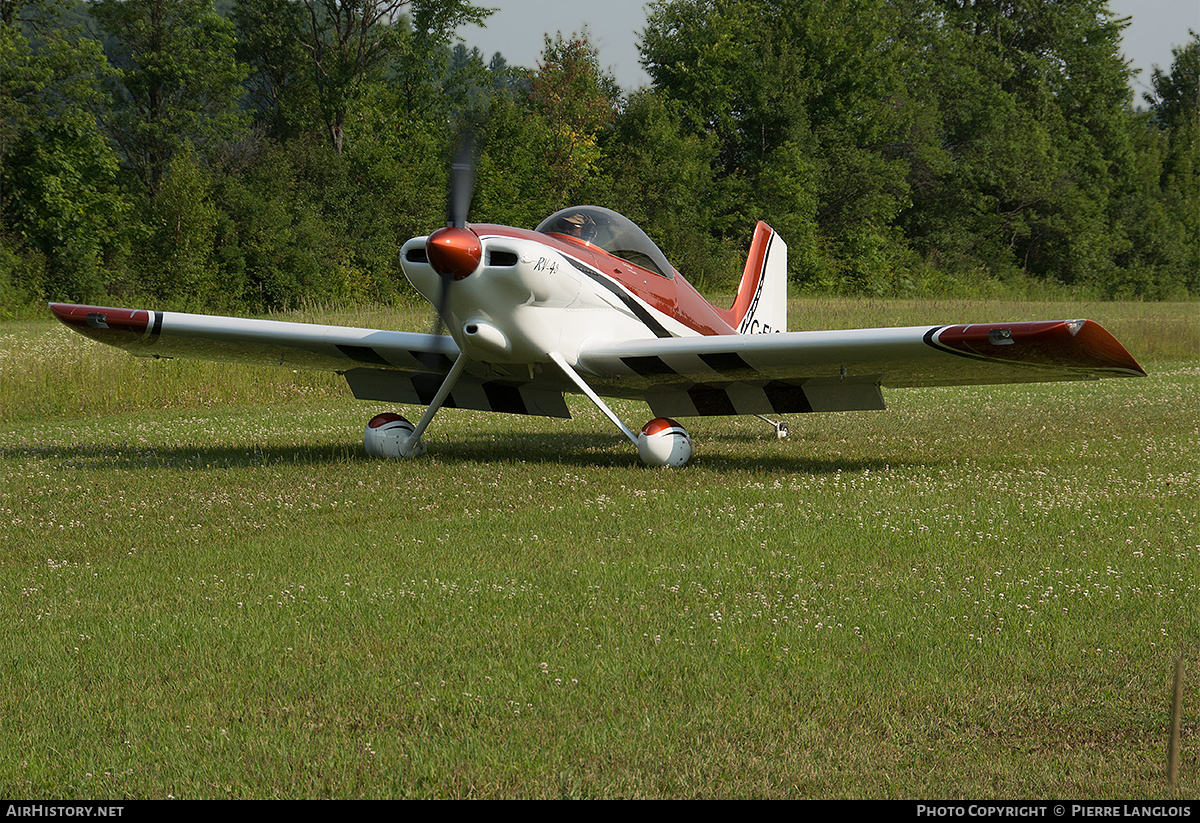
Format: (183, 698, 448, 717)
(49, 190, 1145, 467)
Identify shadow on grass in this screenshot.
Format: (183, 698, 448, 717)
(1, 442, 358, 471)
(2, 430, 931, 476)
(437, 430, 924, 475)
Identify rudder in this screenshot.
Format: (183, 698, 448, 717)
(728, 222, 787, 334)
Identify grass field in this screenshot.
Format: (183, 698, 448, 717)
(1, 298, 1196, 798)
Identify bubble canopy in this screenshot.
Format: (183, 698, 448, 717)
(536, 206, 675, 279)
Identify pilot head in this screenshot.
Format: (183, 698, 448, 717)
(554, 211, 597, 242)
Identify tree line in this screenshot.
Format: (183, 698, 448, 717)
(1, 0, 1197, 317)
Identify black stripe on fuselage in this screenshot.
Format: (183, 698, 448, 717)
(737, 233, 772, 334)
(563, 257, 673, 339)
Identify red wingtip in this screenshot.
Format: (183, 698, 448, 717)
(1073, 319, 1146, 376)
(48, 303, 154, 344)
(934, 319, 1146, 377)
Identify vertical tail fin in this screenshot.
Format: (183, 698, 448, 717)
(728, 222, 787, 334)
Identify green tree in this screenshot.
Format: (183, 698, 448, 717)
(272, 0, 491, 154)
(640, 0, 914, 291)
(90, 0, 249, 192)
(898, 0, 1138, 288)
(473, 91, 561, 227)
(331, 84, 447, 298)
(3, 108, 127, 301)
(210, 138, 332, 309)
(2, 0, 107, 164)
(525, 32, 621, 201)
(1111, 34, 1200, 297)
(2, 0, 121, 303)
(233, 0, 314, 140)
(475, 32, 621, 225)
(599, 90, 736, 287)
(292, 0, 406, 153)
(1144, 31, 1199, 131)
(133, 143, 221, 308)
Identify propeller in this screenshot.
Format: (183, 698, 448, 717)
(447, 132, 476, 230)
(426, 132, 482, 337)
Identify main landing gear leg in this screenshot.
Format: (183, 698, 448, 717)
(548, 352, 693, 467)
(549, 351, 638, 445)
(401, 352, 469, 457)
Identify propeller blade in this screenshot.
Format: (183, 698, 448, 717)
(429, 128, 480, 339)
(430, 268, 451, 337)
(447, 133, 476, 229)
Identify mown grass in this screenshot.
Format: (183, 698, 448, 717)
(1, 298, 1196, 798)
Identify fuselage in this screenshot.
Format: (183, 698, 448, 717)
(400, 211, 739, 370)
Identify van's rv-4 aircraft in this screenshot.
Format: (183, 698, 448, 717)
(49, 154, 1145, 467)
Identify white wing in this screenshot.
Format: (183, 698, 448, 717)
(574, 319, 1145, 417)
(52, 304, 1144, 420)
(49, 303, 570, 417)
